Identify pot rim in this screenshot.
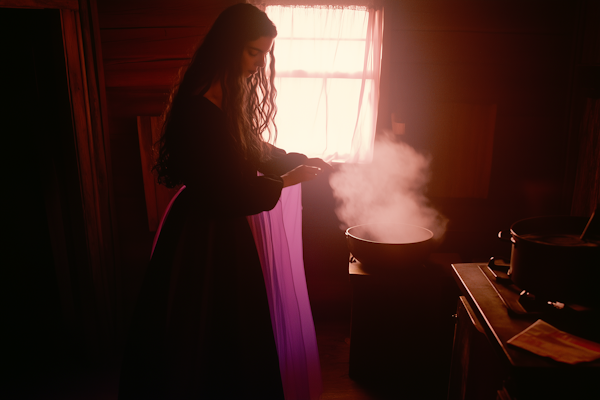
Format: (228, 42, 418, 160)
(346, 222, 434, 245)
(508, 215, 598, 247)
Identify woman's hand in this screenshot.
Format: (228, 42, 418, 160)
(304, 157, 333, 172)
(281, 165, 322, 187)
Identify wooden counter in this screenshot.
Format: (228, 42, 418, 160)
(449, 263, 600, 400)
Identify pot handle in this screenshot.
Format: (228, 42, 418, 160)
(498, 230, 516, 245)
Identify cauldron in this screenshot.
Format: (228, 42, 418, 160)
(346, 223, 434, 274)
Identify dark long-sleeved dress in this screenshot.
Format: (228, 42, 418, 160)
(118, 96, 308, 399)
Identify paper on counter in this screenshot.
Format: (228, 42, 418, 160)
(507, 319, 600, 364)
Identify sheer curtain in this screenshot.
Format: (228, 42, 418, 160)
(247, 185, 321, 400)
(263, 2, 384, 163)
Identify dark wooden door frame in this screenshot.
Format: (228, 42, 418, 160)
(1, 0, 118, 358)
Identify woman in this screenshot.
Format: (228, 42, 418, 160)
(118, 4, 327, 399)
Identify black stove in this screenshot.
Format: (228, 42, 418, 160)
(483, 257, 599, 342)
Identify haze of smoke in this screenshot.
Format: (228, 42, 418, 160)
(329, 135, 448, 241)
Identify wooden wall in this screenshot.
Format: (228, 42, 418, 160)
(98, 0, 239, 116)
(375, 0, 593, 261)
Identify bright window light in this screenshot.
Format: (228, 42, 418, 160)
(266, 6, 382, 163)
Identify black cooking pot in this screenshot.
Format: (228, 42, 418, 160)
(346, 223, 434, 274)
(500, 216, 600, 307)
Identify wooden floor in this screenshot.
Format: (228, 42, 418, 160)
(316, 318, 404, 400)
(315, 313, 454, 400)
(7, 315, 452, 399)
(8, 314, 454, 400)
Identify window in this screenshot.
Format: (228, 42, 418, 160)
(264, 4, 383, 163)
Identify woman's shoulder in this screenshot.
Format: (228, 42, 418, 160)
(182, 95, 222, 116)
(177, 95, 225, 130)
(175, 95, 234, 151)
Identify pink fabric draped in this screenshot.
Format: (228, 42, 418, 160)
(247, 184, 323, 400)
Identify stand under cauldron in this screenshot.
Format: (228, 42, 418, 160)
(347, 252, 459, 397)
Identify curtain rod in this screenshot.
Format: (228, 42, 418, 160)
(248, 0, 384, 8)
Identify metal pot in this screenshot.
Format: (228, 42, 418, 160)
(346, 223, 434, 274)
(500, 216, 600, 307)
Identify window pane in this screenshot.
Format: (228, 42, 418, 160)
(267, 6, 368, 39)
(274, 77, 375, 162)
(275, 39, 368, 75)
(265, 6, 379, 163)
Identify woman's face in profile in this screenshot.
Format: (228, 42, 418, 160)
(241, 36, 275, 78)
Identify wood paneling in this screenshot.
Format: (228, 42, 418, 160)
(97, 0, 239, 116)
(387, 0, 575, 34)
(385, 0, 576, 206)
(0, 0, 77, 9)
(104, 60, 184, 88)
(97, 0, 233, 28)
(571, 98, 600, 216)
(429, 103, 497, 198)
(101, 27, 202, 63)
(56, 0, 119, 358)
(107, 87, 171, 116)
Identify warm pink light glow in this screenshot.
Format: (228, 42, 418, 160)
(266, 6, 380, 163)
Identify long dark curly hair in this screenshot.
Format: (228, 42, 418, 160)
(154, 3, 278, 188)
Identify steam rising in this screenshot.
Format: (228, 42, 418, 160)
(329, 134, 447, 242)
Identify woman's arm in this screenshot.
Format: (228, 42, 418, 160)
(176, 100, 285, 216)
(260, 143, 332, 180)
(281, 164, 322, 187)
